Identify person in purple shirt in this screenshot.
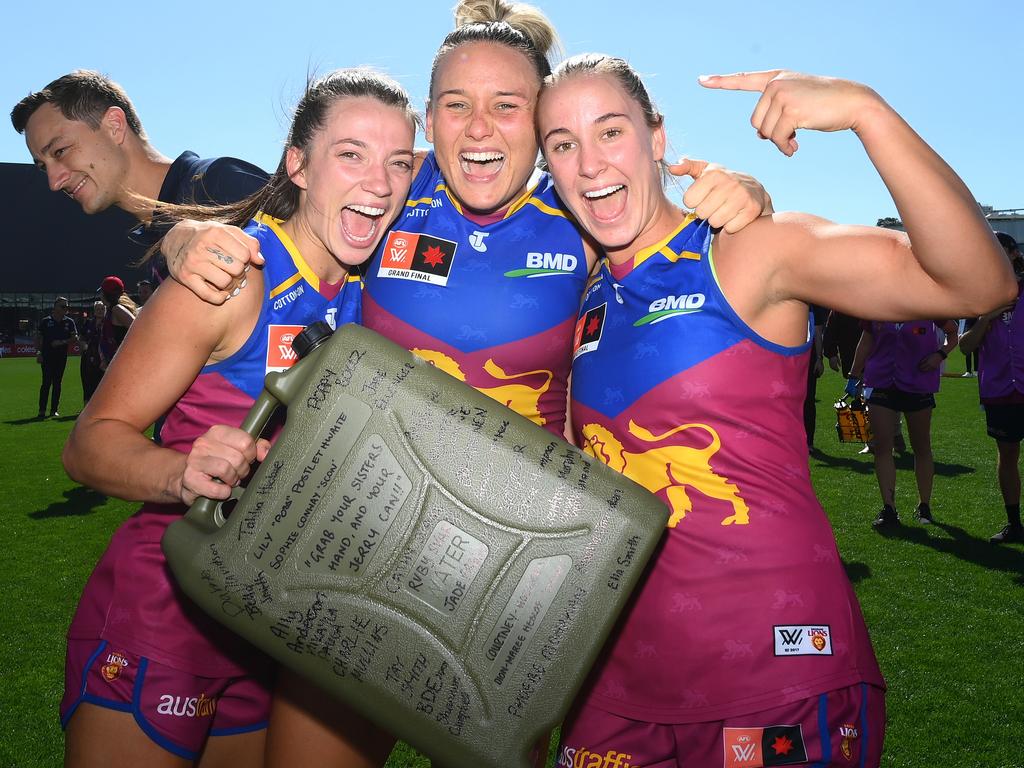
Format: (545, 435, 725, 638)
(851, 318, 959, 527)
(959, 232, 1024, 543)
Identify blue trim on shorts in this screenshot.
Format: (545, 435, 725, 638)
(809, 692, 831, 768)
(858, 683, 869, 768)
(60, 639, 110, 729)
(130, 658, 199, 761)
(209, 720, 269, 737)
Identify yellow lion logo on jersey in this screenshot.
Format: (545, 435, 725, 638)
(581, 420, 749, 528)
(412, 348, 553, 426)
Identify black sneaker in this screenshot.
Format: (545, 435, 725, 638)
(37, 411, 45, 419)
(872, 506, 899, 528)
(990, 524, 1024, 543)
(914, 504, 933, 524)
(50, 411, 60, 418)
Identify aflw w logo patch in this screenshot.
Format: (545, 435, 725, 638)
(773, 624, 832, 656)
(723, 725, 807, 767)
(266, 324, 304, 374)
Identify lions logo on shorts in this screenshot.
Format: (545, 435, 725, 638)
(101, 650, 130, 682)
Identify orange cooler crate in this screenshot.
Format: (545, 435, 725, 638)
(835, 395, 873, 443)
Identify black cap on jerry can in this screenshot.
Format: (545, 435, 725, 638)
(292, 321, 334, 359)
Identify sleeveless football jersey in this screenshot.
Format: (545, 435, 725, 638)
(362, 152, 589, 435)
(863, 320, 943, 394)
(570, 215, 884, 722)
(979, 282, 1024, 402)
(68, 213, 362, 677)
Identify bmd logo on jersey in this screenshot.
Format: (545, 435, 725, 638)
(634, 293, 706, 326)
(504, 251, 579, 278)
(266, 324, 305, 374)
(378, 229, 456, 286)
(574, 303, 607, 359)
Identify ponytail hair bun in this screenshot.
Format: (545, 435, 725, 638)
(453, 0, 559, 59)
(430, 0, 561, 99)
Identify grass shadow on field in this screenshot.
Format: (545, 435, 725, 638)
(4, 415, 47, 426)
(810, 447, 975, 479)
(875, 520, 1024, 586)
(29, 486, 107, 519)
(842, 560, 872, 584)
(809, 450, 877, 475)
(4, 413, 78, 426)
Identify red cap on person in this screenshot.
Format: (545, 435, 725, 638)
(100, 276, 125, 295)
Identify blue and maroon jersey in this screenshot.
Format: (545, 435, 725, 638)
(862, 320, 943, 394)
(570, 215, 884, 722)
(362, 152, 588, 435)
(164, 212, 362, 445)
(68, 213, 361, 677)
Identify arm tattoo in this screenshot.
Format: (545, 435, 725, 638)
(207, 246, 235, 265)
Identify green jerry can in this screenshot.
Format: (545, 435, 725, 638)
(162, 323, 669, 768)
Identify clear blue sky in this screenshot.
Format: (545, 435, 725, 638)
(2, 0, 1020, 226)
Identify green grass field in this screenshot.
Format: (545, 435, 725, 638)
(1, 356, 1021, 768)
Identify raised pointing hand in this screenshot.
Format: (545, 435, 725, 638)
(698, 70, 877, 157)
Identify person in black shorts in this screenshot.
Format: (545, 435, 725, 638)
(959, 232, 1024, 543)
(852, 319, 959, 526)
(35, 296, 78, 418)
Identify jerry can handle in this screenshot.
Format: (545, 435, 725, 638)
(184, 388, 282, 532)
(183, 322, 336, 532)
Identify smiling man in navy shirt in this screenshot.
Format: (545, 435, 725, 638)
(11, 70, 269, 291)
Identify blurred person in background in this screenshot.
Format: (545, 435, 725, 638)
(97, 276, 137, 370)
(804, 304, 827, 450)
(79, 300, 106, 403)
(35, 296, 78, 418)
(959, 232, 1024, 543)
(137, 279, 154, 305)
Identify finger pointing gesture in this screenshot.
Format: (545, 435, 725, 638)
(697, 70, 783, 92)
(699, 70, 879, 157)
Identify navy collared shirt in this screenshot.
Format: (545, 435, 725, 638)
(130, 151, 270, 278)
(38, 315, 78, 357)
